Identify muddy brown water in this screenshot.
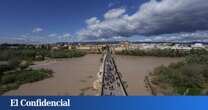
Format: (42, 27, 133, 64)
(114, 55, 181, 96)
(3, 54, 181, 96)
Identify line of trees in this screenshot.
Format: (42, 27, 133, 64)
(116, 48, 208, 57)
(0, 47, 86, 61)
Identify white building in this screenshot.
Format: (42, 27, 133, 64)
(191, 43, 205, 49)
(140, 44, 156, 50)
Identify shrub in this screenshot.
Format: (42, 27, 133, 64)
(0, 69, 53, 95)
(151, 55, 208, 95)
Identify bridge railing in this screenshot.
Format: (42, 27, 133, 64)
(100, 51, 107, 96)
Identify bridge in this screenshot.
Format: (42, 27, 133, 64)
(97, 46, 128, 96)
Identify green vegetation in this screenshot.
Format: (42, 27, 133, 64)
(0, 69, 53, 95)
(118, 48, 208, 95)
(0, 52, 54, 94)
(117, 49, 208, 57)
(150, 54, 208, 95)
(49, 49, 86, 58)
(0, 47, 86, 61)
(0, 45, 86, 95)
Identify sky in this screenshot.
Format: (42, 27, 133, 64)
(0, 0, 208, 43)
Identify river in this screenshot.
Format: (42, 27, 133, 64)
(3, 54, 181, 96)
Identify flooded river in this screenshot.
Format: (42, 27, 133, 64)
(3, 54, 181, 96)
(115, 55, 181, 95)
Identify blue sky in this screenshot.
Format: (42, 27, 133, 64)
(0, 0, 208, 43)
(0, 0, 113, 35)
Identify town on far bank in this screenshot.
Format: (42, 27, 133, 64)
(1, 41, 207, 53)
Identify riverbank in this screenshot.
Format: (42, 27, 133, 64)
(0, 69, 52, 95)
(0, 47, 87, 95)
(3, 54, 101, 96)
(3, 54, 181, 96)
(149, 54, 208, 95)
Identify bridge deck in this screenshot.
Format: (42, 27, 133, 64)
(101, 49, 128, 96)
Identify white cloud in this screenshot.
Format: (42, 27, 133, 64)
(63, 33, 71, 37)
(113, 36, 124, 40)
(77, 0, 208, 40)
(107, 1, 122, 8)
(49, 33, 71, 42)
(48, 33, 57, 37)
(104, 8, 126, 19)
(10, 33, 72, 44)
(137, 31, 208, 42)
(48, 33, 71, 38)
(32, 28, 43, 33)
(86, 17, 100, 25)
